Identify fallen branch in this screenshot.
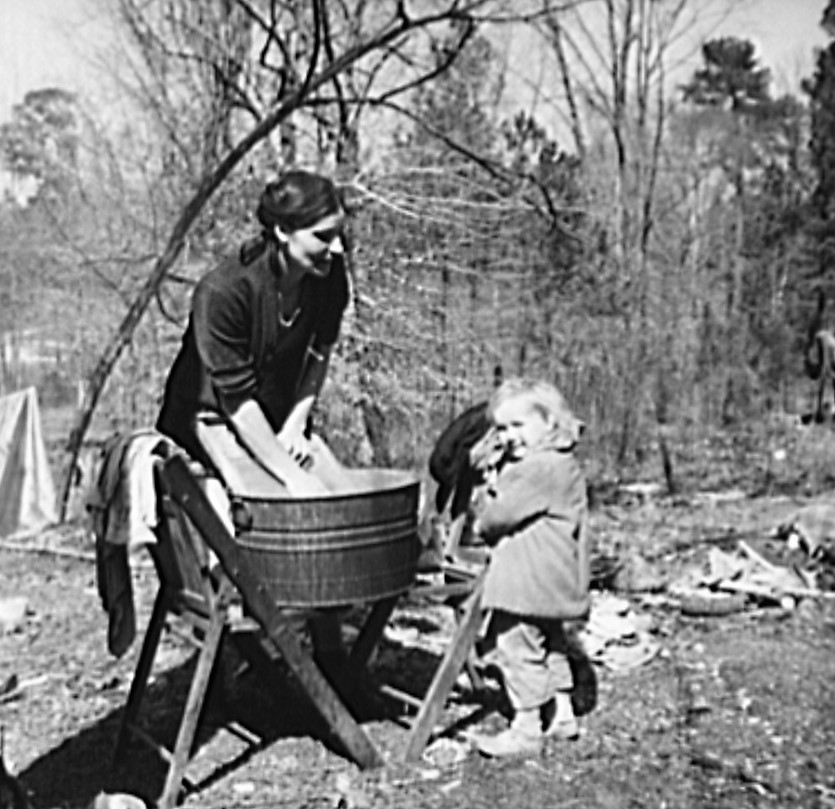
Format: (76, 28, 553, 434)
(691, 752, 775, 795)
(716, 579, 835, 602)
(737, 540, 778, 571)
(0, 539, 95, 563)
(647, 528, 763, 561)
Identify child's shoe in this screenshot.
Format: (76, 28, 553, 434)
(473, 709, 543, 758)
(541, 691, 580, 740)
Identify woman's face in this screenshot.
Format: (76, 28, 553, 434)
(282, 210, 345, 277)
(492, 396, 551, 461)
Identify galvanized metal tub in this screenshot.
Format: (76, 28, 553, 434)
(230, 468, 421, 608)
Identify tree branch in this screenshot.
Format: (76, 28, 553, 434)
(58, 0, 503, 519)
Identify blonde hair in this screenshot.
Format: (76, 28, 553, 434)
(487, 377, 584, 450)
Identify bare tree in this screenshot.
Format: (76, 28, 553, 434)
(535, 0, 710, 460)
(58, 0, 525, 517)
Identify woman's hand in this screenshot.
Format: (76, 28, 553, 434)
(277, 421, 313, 467)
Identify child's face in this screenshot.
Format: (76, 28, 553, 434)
(492, 397, 551, 461)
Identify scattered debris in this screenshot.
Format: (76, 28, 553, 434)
(332, 773, 372, 809)
(422, 737, 469, 768)
(0, 677, 17, 701)
(690, 752, 776, 796)
(590, 552, 622, 589)
(438, 778, 462, 794)
(618, 482, 665, 505)
(776, 503, 835, 561)
(670, 536, 835, 615)
(677, 590, 748, 618)
(814, 784, 835, 809)
(0, 525, 95, 563)
(579, 593, 660, 672)
(0, 597, 27, 634)
(691, 489, 747, 505)
(231, 780, 256, 796)
(611, 548, 666, 593)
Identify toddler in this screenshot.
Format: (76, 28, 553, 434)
(470, 377, 590, 758)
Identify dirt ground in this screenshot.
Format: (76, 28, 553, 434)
(3, 424, 835, 809)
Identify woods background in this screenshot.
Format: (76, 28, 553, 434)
(2, 0, 834, 516)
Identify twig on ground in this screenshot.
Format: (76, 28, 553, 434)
(0, 538, 94, 562)
(738, 540, 779, 570)
(716, 579, 835, 602)
(691, 752, 776, 795)
(647, 529, 763, 561)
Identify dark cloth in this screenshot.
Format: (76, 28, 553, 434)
(157, 243, 349, 463)
(478, 446, 590, 621)
(428, 402, 489, 517)
(89, 430, 170, 657)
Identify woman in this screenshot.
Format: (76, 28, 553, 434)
(157, 169, 350, 496)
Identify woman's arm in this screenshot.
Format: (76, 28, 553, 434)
(279, 262, 348, 461)
(277, 344, 332, 462)
(228, 398, 328, 495)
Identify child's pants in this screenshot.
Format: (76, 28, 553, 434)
(483, 610, 574, 711)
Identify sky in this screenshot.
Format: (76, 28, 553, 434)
(0, 0, 831, 125)
(0, 0, 107, 122)
(717, 0, 829, 90)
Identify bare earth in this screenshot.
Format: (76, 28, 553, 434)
(2, 426, 835, 808)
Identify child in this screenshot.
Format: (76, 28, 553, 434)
(470, 377, 590, 758)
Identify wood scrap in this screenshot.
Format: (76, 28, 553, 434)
(678, 590, 748, 617)
(647, 528, 763, 561)
(0, 538, 95, 563)
(737, 540, 778, 571)
(716, 579, 835, 602)
(690, 752, 776, 795)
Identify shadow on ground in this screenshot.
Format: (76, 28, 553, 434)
(17, 643, 400, 809)
(16, 630, 534, 809)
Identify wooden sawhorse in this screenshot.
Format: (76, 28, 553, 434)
(114, 452, 484, 806)
(394, 565, 485, 762)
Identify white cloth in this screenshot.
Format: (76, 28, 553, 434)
(0, 387, 57, 537)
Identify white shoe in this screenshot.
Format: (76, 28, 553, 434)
(541, 695, 580, 740)
(474, 726, 543, 758)
(473, 708, 544, 758)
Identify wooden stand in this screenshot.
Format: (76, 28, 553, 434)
(399, 567, 485, 762)
(114, 453, 484, 806)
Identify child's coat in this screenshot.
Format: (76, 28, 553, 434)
(476, 445, 590, 620)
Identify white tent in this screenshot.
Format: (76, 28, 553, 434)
(0, 387, 57, 537)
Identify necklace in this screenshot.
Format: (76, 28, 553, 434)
(277, 291, 301, 329)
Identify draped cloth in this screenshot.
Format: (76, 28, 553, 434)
(0, 387, 57, 537)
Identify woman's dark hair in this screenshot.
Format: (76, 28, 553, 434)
(240, 170, 343, 265)
(256, 169, 343, 233)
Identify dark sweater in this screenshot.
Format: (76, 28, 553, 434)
(157, 243, 349, 463)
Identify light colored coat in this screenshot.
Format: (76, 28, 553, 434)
(476, 445, 590, 620)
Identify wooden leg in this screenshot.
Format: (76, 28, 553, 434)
(158, 609, 227, 809)
(444, 513, 467, 558)
(457, 598, 486, 692)
(349, 596, 398, 672)
(265, 621, 384, 768)
(402, 578, 484, 763)
(114, 590, 170, 766)
(308, 612, 344, 659)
